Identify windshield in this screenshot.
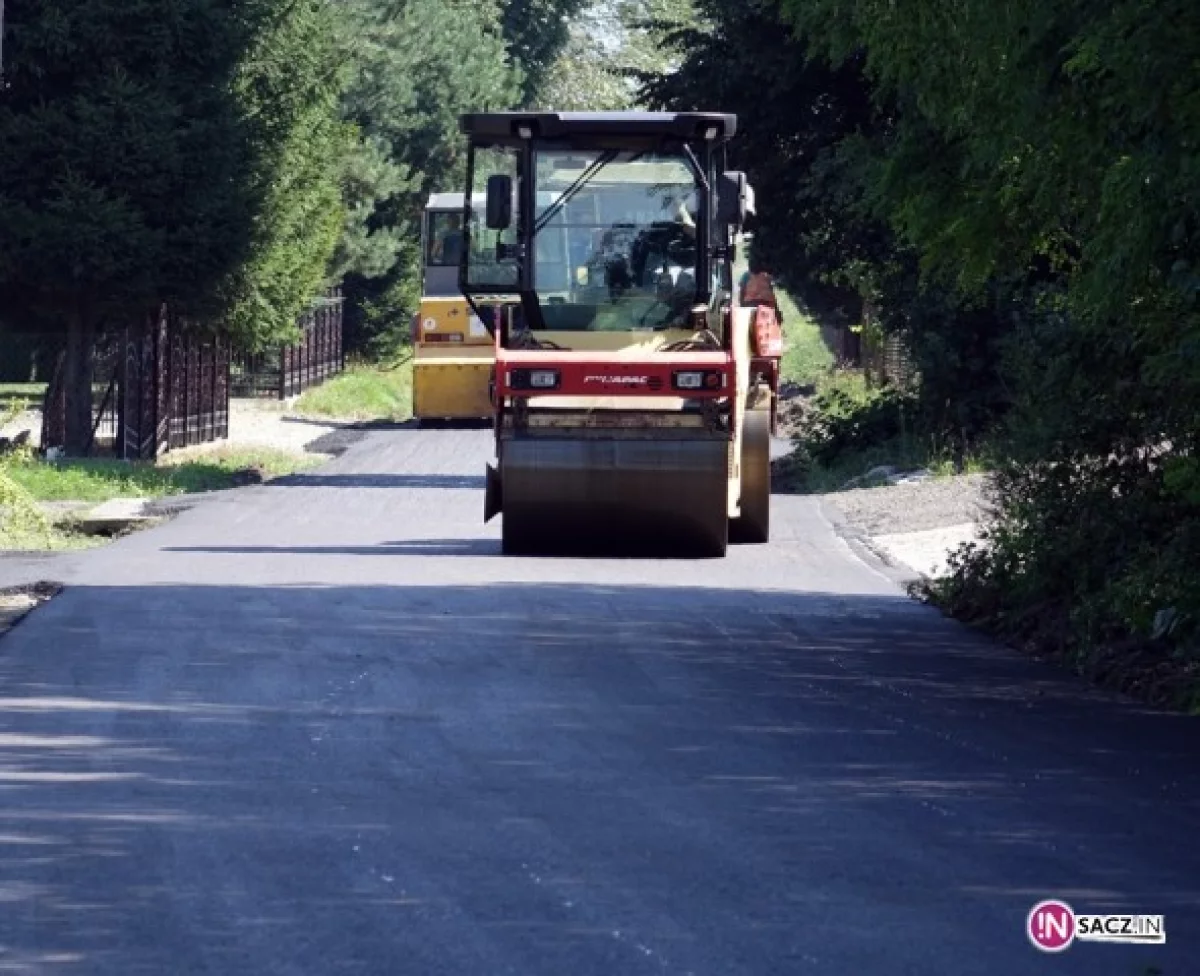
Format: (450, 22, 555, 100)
(532, 149, 702, 331)
(426, 212, 464, 267)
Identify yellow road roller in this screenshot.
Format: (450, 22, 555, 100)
(411, 193, 495, 422)
(456, 111, 782, 557)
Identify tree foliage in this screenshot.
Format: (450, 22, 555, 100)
(0, 0, 260, 333)
(641, 0, 1013, 449)
(222, 0, 352, 352)
(536, 0, 700, 111)
(503, 0, 592, 106)
(0, 0, 283, 450)
(645, 0, 1200, 698)
(335, 0, 522, 356)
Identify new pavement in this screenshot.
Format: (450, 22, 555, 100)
(0, 426, 1195, 974)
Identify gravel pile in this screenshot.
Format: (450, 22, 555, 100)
(819, 472, 995, 536)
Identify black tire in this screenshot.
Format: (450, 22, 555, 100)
(731, 407, 771, 544)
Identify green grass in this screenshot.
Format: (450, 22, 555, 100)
(775, 286, 835, 387)
(5, 447, 319, 504)
(292, 362, 412, 422)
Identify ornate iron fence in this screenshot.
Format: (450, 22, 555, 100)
(231, 289, 344, 399)
(40, 308, 229, 460)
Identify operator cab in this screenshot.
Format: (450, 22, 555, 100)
(457, 112, 754, 347)
(423, 193, 470, 298)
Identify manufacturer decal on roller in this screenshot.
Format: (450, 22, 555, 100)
(583, 375, 650, 385)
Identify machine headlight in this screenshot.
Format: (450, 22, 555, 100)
(508, 368, 561, 391)
(673, 370, 725, 391)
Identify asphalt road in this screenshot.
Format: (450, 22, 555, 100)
(0, 425, 1196, 974)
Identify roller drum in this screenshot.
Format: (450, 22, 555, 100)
(500, 435, 730, 557)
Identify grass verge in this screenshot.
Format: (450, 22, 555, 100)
(292, 360, 412, 423)
(776, 286, 835, 387)
(5, 447, 319, 504)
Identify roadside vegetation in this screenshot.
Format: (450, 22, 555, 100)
(770, 285, 993, 494)
(775, 287, 833, 390)
(293, 359, 413, 423)
(7, 449, 319, 505)
(639, 0, 1200, 709)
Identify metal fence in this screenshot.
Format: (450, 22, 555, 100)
(40, 309, 230, 461)
(31, 289, 340, 459)
(232, 289, 344, 399)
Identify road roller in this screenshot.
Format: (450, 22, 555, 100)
(457, 111, 781, 557)
(411, 193, 495, 422)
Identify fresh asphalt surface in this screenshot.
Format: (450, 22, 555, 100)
(0, 425, 1196, 974)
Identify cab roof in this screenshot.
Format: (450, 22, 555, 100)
(459, 111, 737, 145)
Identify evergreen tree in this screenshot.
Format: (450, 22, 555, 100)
(336, 0, 522, 356)
(0, 0, 262, 453)
(222, 0, 352, 352)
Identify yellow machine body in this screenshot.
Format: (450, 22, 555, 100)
(412, 296, 493, 421)
(412, 194, 496, 422)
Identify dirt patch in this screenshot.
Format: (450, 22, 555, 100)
(0, 581, 62, 639)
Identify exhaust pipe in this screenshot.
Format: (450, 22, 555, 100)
(484, 463, 502, 522)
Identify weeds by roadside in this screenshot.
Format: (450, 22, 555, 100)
(774, 369, 994, 494)
(776, 290, 834, 388)
(292, 357, 412, 422)
(6, 447, 319, 504)
(0, 396, 52, 549)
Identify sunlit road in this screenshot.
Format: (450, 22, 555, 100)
(0, 425, 1196, 974)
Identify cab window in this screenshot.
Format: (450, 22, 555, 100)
(427, 212, 465, 267)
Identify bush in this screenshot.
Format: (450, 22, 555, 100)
(0, 446, 51, 547)
(797, 381, 920, 467)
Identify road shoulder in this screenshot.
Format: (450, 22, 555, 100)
(816, 472, 992, 584)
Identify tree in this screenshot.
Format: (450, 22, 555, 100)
(640, 0, 1018, 446)
(221, 0, 352, 352)
(336, 0, 522, 356)
(502, 0, 591, 106)
(0, 0, 265, 453)
(772, 0, 1200, 680)
(534, 0, 699, 111)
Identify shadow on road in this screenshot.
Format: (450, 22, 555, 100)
(161, 533, 776, 558)
(271, 473, 487, 490)
(164, 538, 502, 557)
(414, 419, 494, 431)
(0, 581, 1195, 972)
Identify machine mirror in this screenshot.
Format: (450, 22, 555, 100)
(486, 174, 513, 229)
(717, 171, 748, 227)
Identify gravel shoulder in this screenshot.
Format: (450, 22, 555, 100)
(817, 473, 995, 579)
